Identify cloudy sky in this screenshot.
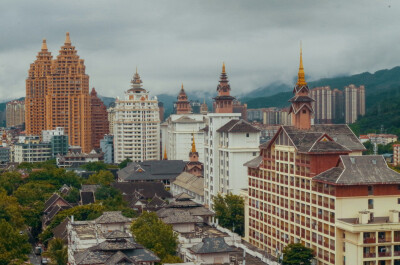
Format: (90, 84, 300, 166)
(0, 0, 399, 100)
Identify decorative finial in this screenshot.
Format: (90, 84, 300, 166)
(163, 146, 168, 160)
(136, 66, 138, 74)
(41, 39, 48, 51)
(181, 83, 184, 90)
(222, 62, 226, 74)
(191, 133, 197, 153)
(65, 32, 71, 45)
(296, 42, 307, 86)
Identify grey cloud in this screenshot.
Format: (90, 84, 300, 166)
(0, 0, 399, 101)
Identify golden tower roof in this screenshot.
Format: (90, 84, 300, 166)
(222, 62, 226, 74)
(191, 133, 196, 153)
(296, 43, 307, 86)
(163, 146, 168, 160)
(41, 39, 48, 51)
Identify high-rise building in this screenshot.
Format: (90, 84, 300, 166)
(42, 127, 69, 157)
(344, 84, 365, 124)
(25, 39, 53, 136)
(6, 100, 25, 128)
(100, 134, 114, 164)
(332, 88, 345, 123)
(107, 105, 116, 135)
(45, 33, 92, 153)
(242, 49, 398, 265)
(113, 70, 160, 163)
(310, 86, 332, 124)
(90, 88, 109, 148)
(203, 64, 260, 208)
(26, 34, 92, 152)
(14, 136, 52, 163)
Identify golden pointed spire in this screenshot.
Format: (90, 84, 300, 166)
(41, 39, 48, 50)
(65, 32, 71, 45)
(222, 62, 226, 74)
(191, 133, 196, 153)
(163, 146, 168, 160)
(296, 42, 307, 86)
(181, 83, 184, 91)
(136, 66, 138, 74)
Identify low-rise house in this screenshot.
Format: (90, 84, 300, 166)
(117, 160, 186, 187)
(171, 172, 204, 204)
(67, 211, 159, 265)
(57, 149, 104, 168)
(189, 237, 235, 264)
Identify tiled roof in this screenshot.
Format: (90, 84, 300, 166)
(118, 160, 186, 182)
(243, 156, 262, 168)
(172, 172, 204, 197)
(190, 237, 235, 254)
(81, 184, 101, 192)
(104, 230, 131, 239)
(52, 217, 69, 242)
(313, 155, 400, 185)
(95, 211, 131, 224)
(105, 251, 135, 265)
(112, 182, 172, 199)
(282, 124, 365, 153)
(174, 192, 194, 200)
(217, 119, 261, 133)
(44, 193, 71, 212)
(80, 191, 95, 205)
(161, 211, 203, 224)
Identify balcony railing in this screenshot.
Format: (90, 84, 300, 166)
(378, 252, 391, 257)
(363, 238, 376, 244)
(363, 252, 376, 258)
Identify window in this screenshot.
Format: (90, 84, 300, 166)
(368, 199, 374, 209)
(302, 109, 307, 114)
(253, 152, 256, 156)
(246, 133, 249, 137)
(368, 186, 373, 195)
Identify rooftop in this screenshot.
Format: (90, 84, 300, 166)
(217, 119, 260, 133)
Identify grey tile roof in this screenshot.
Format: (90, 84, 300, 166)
(105, 251, 135, 265)
(104, 230, 131, 239)
(81, 184, 101, 192)
(217, 119, 260, 133)
(44, 193, 70, 212)
(112, 182, 172, 199)
(91, 239, 141, 251)
(52, 217, 69, 242)
(174, 192, 194, 200)
(190, 237, 235, 254)
(313, 155, 400, 185)
(117, 160, 186, 182)
(243, 156, 262, 168)
(289, 95, 314, 103)
(161, 211, 203, 224)
(282, 124, 365, 153)
(95, 211, 132, 224)
(172, 172, 204, 197)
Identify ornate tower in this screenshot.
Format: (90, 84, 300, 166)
(175, 84, 192, 114)
(90, 87, 109, 149)
(289, 46, 314, 130)
(26, 39, 53, 136)
(189, 133, 199, 162)
(214, 63, 235, 113)
(46, 32, 92, 152)
(200, 98, 208, 115)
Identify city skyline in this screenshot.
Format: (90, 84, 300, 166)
(1, 0, 400, 100)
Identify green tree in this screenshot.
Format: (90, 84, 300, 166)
(0, 220, 31, 265)
(131, 212, 179, 262)
(0, 172, 24, 195)
(86, 170, 115, 186)
(0, 190, 25, 229)
(94, 185, 120, 200)
(81, 161, 108, 172)
(43, 238, 68, 265)
(14, 181, 55, 206)
(212, 193, 244, 236)
(282, 243, 315, 265)
(118, 158, 132, 169)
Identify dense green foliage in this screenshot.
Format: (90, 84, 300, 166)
(0, 219, 31, 265)
(131, 212, 181, 263)
(212, 193, 245, 236)
(81, 161, 108, 172)
(43, 238, 68, 265)
(118, 158, 132, 169)
(86, 170, 115, 186)
(350, 86, 400, 137)
(282, 243, 315, 265)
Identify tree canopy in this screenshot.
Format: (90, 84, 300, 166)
(118, 158, 132, 169)
(43, 238, 68, 265)
(130, 212, 180, 263)
(212, 193, 245, 236)
(282, 243, 315, 265)
(86, 170, 115, 186)
(0, 219, 31, 265)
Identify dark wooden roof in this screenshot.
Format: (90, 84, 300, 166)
(217, 119, 260, 133)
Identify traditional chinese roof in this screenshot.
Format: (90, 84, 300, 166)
(95, 211, 131, 224)
(80, 191, 95, 205)
(313, 155, 400, 185)
(44, 193, 71, 212)
(190, 237, 235, 254)
(217, 119, 260, 133)
(112, 182, 172, 199)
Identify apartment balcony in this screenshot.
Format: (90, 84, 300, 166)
(378, 237, 391, 243)
(364, 238, 376, 244)
(394, 251, 400, 256)
(378, 252, 391, 257)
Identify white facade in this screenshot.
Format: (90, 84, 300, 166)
(113, 73, 160, 163)
(42, 127, 65, 143)
(14, 136, 51, 163)
(203, 113, 260, 208)
(162, 114, 206, 163)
